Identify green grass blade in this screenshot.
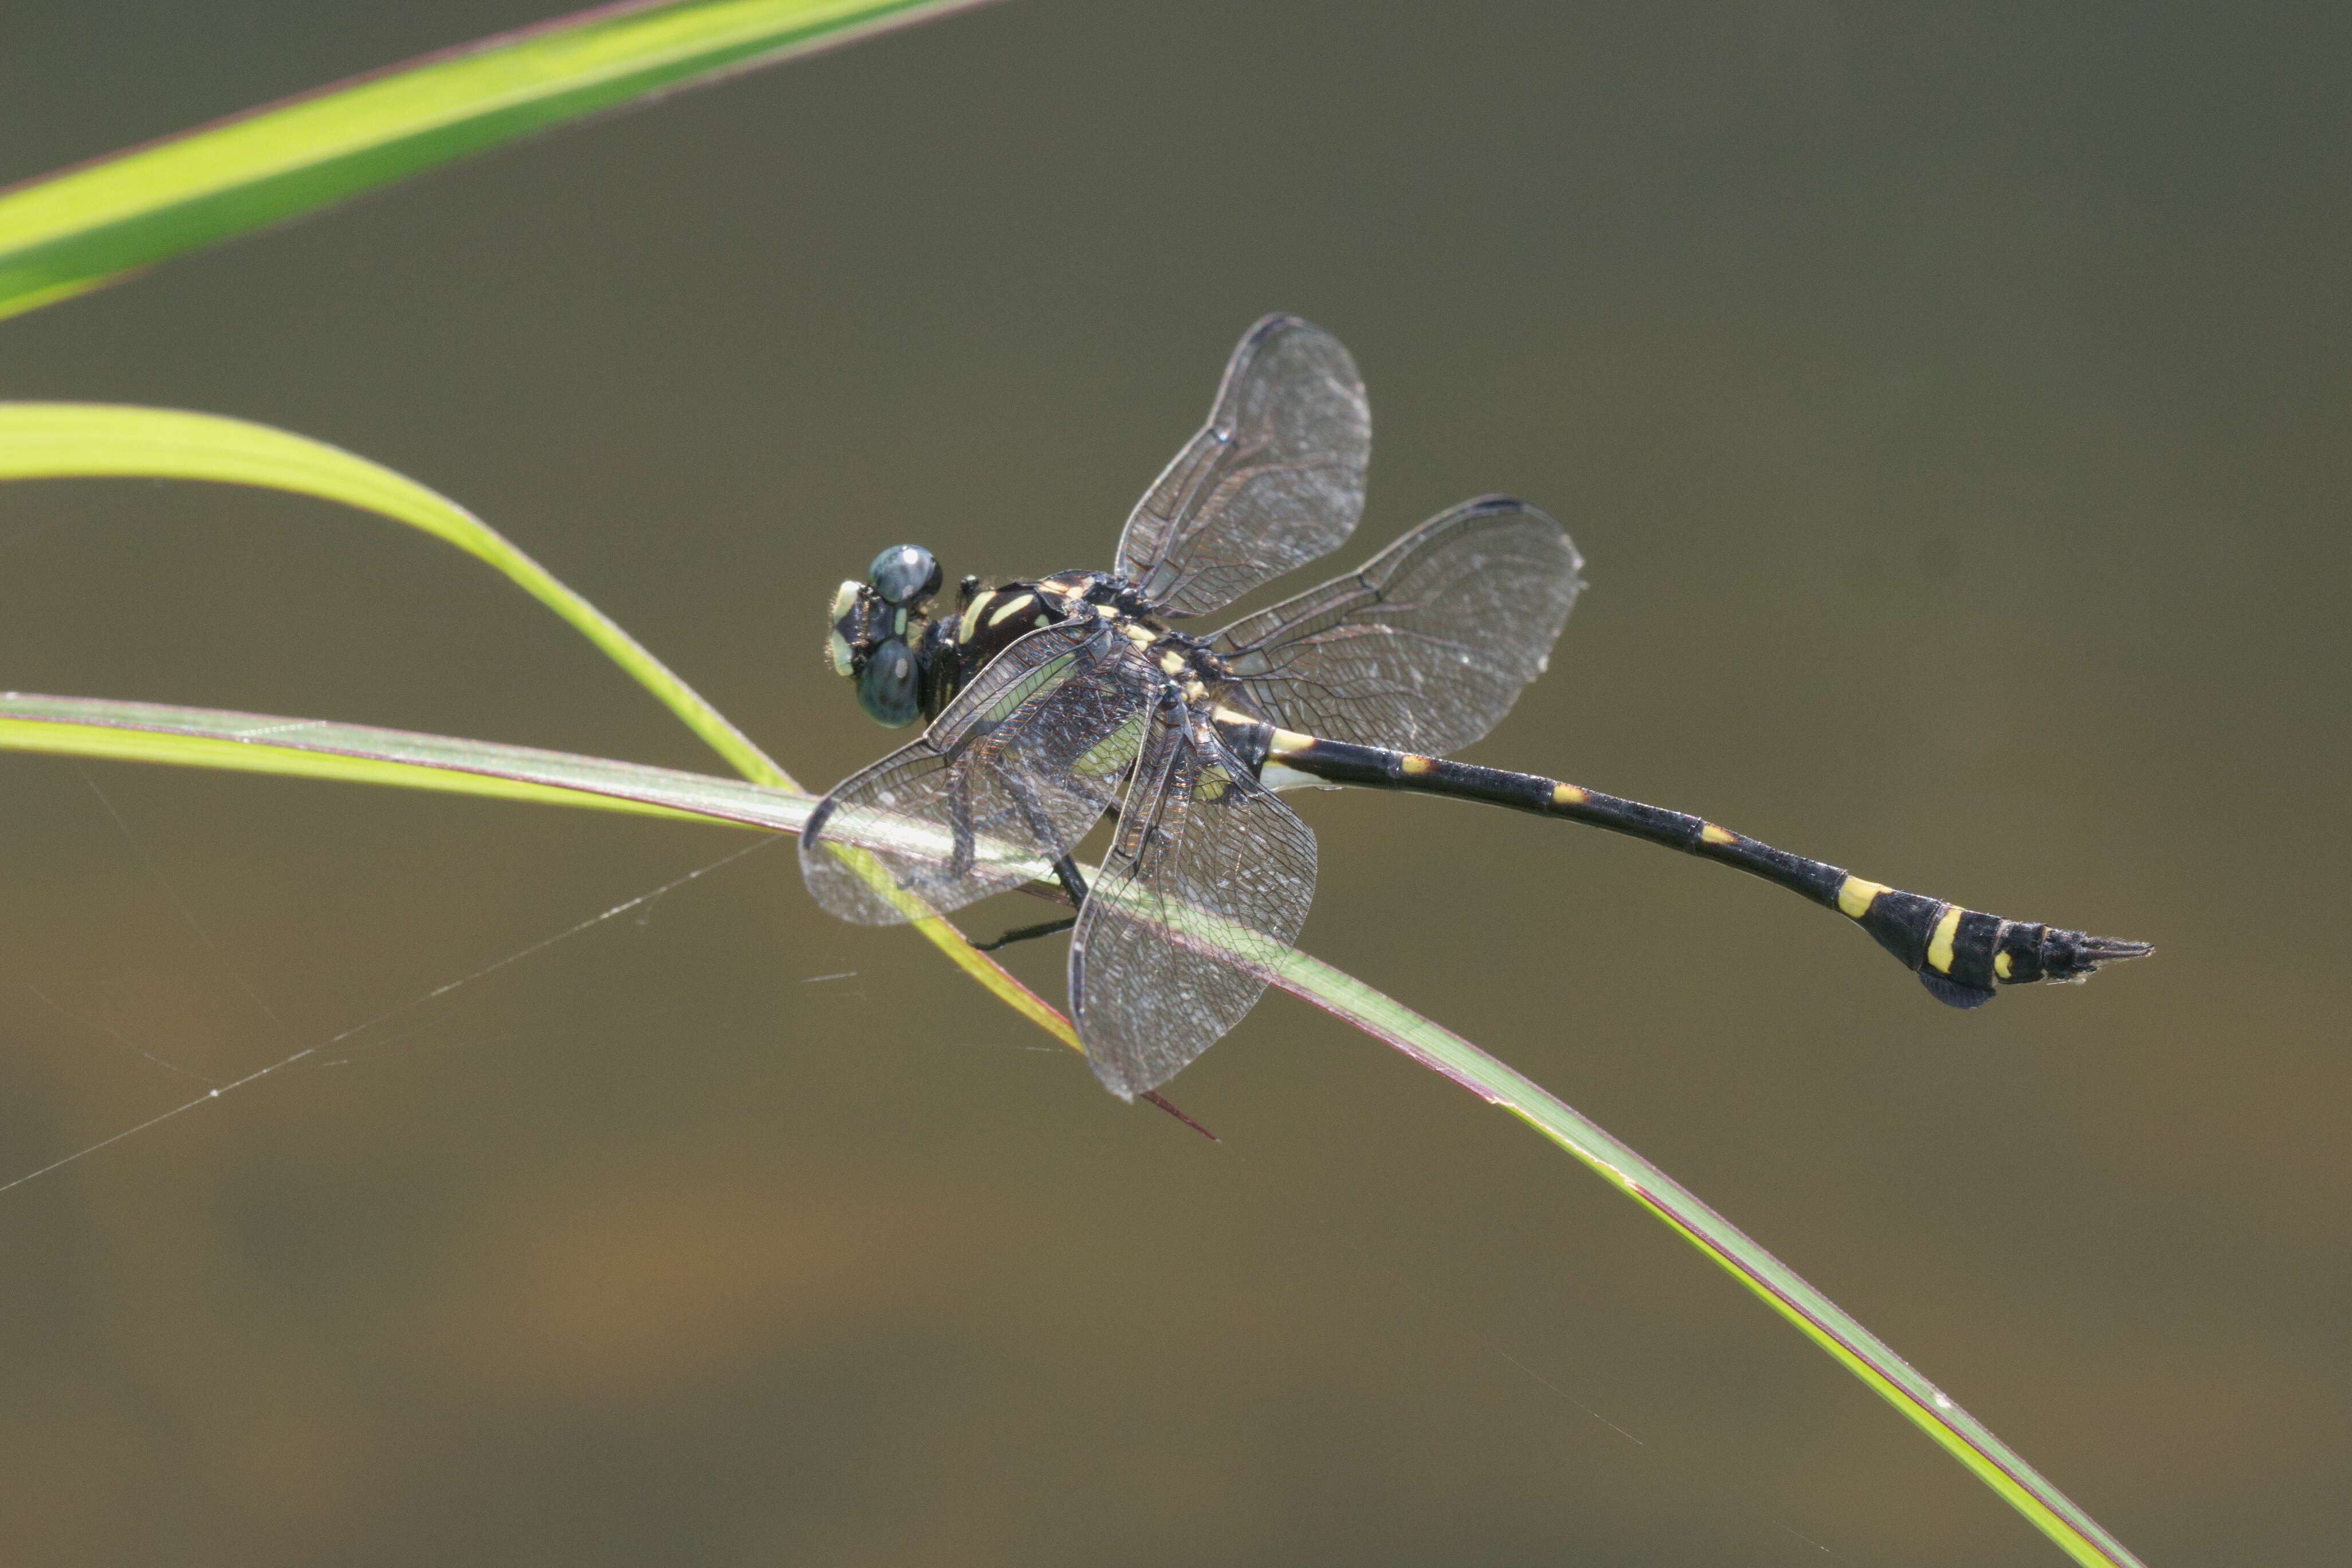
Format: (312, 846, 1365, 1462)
(0, 0, 1001, 320)
(1271, 950, 2146, 1568)
(0, 690, 803, 830)
(0, 401, 789, 787)
(0, 687, 2145, 1567)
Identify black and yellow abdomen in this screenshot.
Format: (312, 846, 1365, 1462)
(1230, 719, 2152, 1009)
(1832, 879, 2149, 1006)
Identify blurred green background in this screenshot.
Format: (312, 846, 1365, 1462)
(2, 2, 2345, 1563)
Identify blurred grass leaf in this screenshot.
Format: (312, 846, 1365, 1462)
(0, 0, 999, 320)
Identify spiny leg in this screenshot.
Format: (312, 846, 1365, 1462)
(973, 785, 1122, 953)
(975, 853, 1091, 952)
(975, 916, 1077, 952)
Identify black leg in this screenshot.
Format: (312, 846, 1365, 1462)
(974, 916, 1079, 952)
(975, 853, 1091, 951)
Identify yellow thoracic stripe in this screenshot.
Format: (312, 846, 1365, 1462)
(958, 590, 995, 641)
(979, 651, 1074, 724)
(1069, 711, 1148, 779)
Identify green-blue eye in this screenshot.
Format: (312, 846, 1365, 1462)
(856, 638, 921, 727)
(868, 544, 941, 606)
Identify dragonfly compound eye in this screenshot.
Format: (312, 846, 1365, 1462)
(867, 544, 942, 607)
(856, 638, 922, 727)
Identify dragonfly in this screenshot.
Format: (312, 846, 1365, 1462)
(801, 315, 2150, 1100)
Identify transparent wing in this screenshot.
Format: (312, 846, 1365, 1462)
(1209, 497, 1583, 755)
(801, 622, 1155, 923)
(1114, 314, 1371, 619)
(1068, 702, 1318, 1099)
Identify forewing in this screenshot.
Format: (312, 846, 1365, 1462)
(1209, 497, 1582, 755)
(801, 622, 1154, 923)
(1114, 315, 1370, 618)
(1068, 705, 1318, 1099)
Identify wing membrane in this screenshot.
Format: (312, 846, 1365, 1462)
(801, 622, 1155, 923)
(1068, 703, 1318, 1099)
(1114, 315, 1370, 618)
(1209, 497, 1582, 755)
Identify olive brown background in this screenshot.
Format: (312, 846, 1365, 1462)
(1, 2, 2345, 1563)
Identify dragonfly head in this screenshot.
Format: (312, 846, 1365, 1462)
(826, 544, 944, 728)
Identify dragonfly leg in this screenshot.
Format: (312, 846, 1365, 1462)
(974, 915, 1079, 952)
(974, 854, 1091, 951)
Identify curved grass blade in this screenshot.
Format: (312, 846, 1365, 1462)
(0, 687, 2145, 1567)
(0, 690, 805, 831)
(0, 401, 785, 785)
(1269, 950, 2146, 1568)
(0, 0, 1003, 320)
(0, 400, 1079, 1055)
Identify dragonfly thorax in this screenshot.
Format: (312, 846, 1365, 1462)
(906, 571, 1232, 727)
